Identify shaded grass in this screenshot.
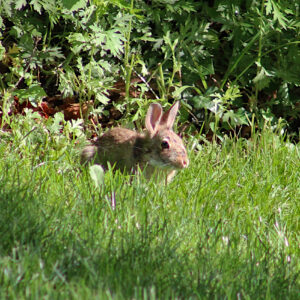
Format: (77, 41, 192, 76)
(0, 125, 299, 299)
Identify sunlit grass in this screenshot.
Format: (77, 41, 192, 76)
(0, 121, 299, 299)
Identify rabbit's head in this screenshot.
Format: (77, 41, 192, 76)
(137, 101, 189, 170)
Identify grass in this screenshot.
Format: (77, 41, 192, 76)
(0, 116, 299, 299)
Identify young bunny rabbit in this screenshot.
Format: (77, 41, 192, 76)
(81, 101, 189, 183)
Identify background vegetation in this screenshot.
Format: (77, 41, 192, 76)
(0, 0, 299, 138)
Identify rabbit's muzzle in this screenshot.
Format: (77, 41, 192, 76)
(172, 152, 189, 169)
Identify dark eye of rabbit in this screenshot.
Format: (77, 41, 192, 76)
(161, 140, 170, 149)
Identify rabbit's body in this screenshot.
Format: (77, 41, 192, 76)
(81, 102, 189, 183)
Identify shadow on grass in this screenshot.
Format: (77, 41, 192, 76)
(0, 182, 298, 299)
(0, 182, 196, 297)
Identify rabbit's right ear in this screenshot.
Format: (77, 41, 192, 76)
(145, 103, 163, 136)
(160, 101, 179, 129)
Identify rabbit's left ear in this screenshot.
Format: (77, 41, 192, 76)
(145, 103, 163, 136)
(160, 101, 179, 129)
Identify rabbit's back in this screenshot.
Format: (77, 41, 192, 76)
(82, 128, 141, 171)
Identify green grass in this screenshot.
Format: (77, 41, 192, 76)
(0, 118, 299, 299)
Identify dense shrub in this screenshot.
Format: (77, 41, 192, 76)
(0, 0, 299, 136)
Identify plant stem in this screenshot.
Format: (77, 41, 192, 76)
(255, 0, 266, 101)
(124, 0, 135, 114)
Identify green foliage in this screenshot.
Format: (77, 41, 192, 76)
(0, 0, 126, 109)
(0, 116, 299, 298)
(132, 0, 299, 133)
(5, 110, 85, 163)
(0, 0, 299, 134)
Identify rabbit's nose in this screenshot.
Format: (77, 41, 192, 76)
(178, 156, 189, 168)
(182, 157, 189, 168)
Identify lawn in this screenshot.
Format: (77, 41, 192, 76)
(0, 117, 299, 299)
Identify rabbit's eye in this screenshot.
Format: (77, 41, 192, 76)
(161, 140, 170, 149)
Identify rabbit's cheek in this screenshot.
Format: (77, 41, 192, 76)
(148, 158, 169, 168)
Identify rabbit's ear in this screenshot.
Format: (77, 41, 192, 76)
(160, 101, 179, 129)
(145, 103, 163, 135)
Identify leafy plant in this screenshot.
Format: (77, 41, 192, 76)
(0, 0, 130, 117)
(0, 0, 299, 136)
(131, 0, 299, 135)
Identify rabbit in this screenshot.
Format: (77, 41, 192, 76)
(81, 101, 189, 183)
